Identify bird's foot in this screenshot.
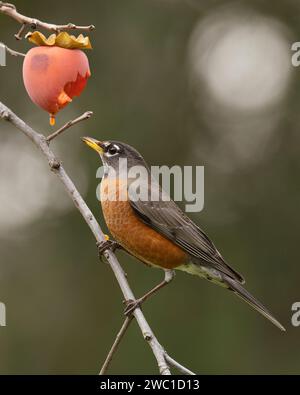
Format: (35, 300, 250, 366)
(123, 298, 142, 316)
(96, 235, 122, 262)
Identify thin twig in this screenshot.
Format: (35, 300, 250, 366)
(0, 102, 195, 375)
(0, 42, 25, 57)
(165, 354, 196, 375)
(46, 111, 93, 142)
(0, 2, 95, 37)
(14, 23, 26, 40)
(99, 316, 134, 375)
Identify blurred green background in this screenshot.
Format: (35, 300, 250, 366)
(0, 0, 299, 374)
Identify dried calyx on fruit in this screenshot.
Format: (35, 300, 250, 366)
(22, 31, 92, 125)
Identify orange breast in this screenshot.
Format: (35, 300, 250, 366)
(100, 178, 188, 269)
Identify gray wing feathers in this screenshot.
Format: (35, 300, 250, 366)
(129, 195, 245, 284)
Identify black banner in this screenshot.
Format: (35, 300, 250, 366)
(0, 375, 296, 392)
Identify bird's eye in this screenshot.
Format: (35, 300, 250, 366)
(107, 145, 118, 156)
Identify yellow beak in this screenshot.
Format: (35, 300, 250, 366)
(81, 137, 104, 154)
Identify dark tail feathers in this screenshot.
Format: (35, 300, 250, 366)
(224, 275, 285, 331)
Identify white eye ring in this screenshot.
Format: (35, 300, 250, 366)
(106, 144, 120, 157)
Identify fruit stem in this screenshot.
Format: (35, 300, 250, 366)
(49, 114, 56, 126)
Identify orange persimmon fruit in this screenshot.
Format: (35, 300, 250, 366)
(22, 32, 92, 125)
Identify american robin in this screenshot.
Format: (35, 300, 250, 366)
(82, 137, 285, 331)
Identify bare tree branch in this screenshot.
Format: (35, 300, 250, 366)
(0, 102, 195, 375)
(14, 22, 26, 40)
(0, 2, 95, 38)
(99, 316, 134, 375)
(0, 42, 25, 57)
(47, 111, 93, 142)
(165, 354, 196, 375)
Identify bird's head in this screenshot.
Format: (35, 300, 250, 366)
(81, 137, 148, 175)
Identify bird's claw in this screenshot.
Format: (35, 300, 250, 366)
(96, 237, 121, 262)
(123, 298, 141, 316)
